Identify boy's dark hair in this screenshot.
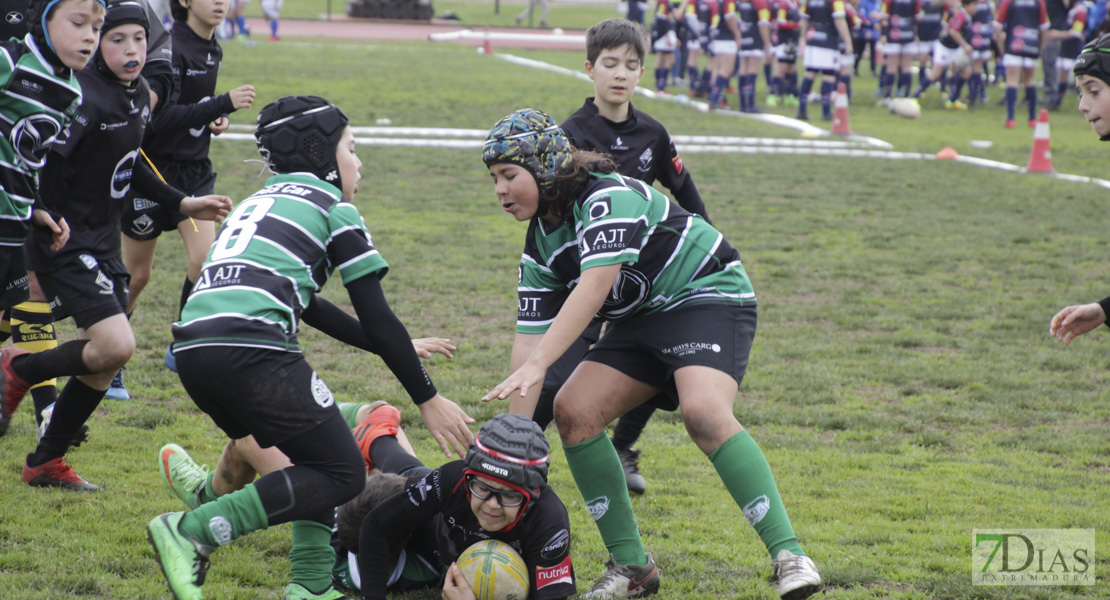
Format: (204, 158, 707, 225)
(546, 149, 618, 221)
(586, 18, 648, 65)
(170, 0, 188, 23)
(336, 473, 410, 553)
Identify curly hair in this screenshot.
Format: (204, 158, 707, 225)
(543, 149, 618, 221)
(336, 473, 410, 554)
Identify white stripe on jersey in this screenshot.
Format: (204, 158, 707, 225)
(271, 213, 326, 251)
(688, 232, 724, 284)
(177, 310, 289, 331)
(176, 340, 303, 353)
(521, 253, 553, 274)
(336, 249, 381, 272)
(652, 216, 694, 286)
(325, 223, 368, 247)
(186, 287, 297, 331)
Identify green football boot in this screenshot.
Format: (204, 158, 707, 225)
(159, 443, 210, 510)
(146, 512, 214, 600)
(283, 583, 347, 600)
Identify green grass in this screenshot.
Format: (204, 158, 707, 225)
(0, 36, 1108, 599)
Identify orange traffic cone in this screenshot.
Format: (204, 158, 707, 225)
(831, 83, 852, 136)
(482, 27, 493, 55)
(935, 147, 958, 159)
(1025, 108, 1053, 173)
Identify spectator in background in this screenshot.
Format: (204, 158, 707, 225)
(516, 0, 551, 27)
(1042, 0, 1070, 106)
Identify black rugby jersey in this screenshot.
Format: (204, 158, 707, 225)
(30, 66, 182, 268)
(561, 99, 708, 221)
(357, 461, 576, 600)
(143, 22, 234, 162)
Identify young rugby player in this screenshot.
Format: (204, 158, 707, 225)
(797, 0, 855, 119)
(145, 95, 475, 600)
(1052, 0, 1089, 107)
(1, 0, 231, 492)
(482, 109, 823, 600)
(738, 0, 774, 111)
(877, 0, 922, 100)
(914, 0, 977, 107)
(1049, 33, 1110, 342)
(651, 1, 682, 92)
(768, 0, 803, 107)
(993, 0, 1049, 126)
(0, 0, 103, 437)
(554, 18, 712, 496)
(122, 0, 256, 387)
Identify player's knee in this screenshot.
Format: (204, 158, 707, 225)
(331, 446, 367, 505)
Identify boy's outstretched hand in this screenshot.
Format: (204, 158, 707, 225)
(180, 195, 233, 222)
(228, 84, 256, 111)
(442, 563, 477, 600)
(1050, 303, 1107, 345)
(412, 337, 456, 359)
(32, 209, 69, 252)
(418, 394, 475, 459)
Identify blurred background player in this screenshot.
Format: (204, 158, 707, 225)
(913, 0, 977, 108)
(651, 0, 683, 92)
(993, 0, 1049, 126)
(681, 0, 712, 97)
(561, 18, 712, 496)
(877, 0, 922, 101)
(854, 0, 882, 75)
(1052, 0, 1089, 107)
(261, 0, 281, 40)
(768, 0, 803, 106)
(706, 0, 743, 108)
(840, 0, 861, 96)
(967, 0, 996, 103)
(738, 0, 773, 110)
(123, 0, 256, 385)
(796, 0, 854, 119)
(916, 0, 947, 92)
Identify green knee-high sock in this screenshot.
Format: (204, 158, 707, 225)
(198, 471, 220, 505)
(564, 432, 647, 566)
(179, 484, 269, 547)
(710, 430, 805, 558)
(338, 402, 368, 428)
(289, 520, 337, 593)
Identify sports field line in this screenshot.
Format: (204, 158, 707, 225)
(214, 131, 1110, 189)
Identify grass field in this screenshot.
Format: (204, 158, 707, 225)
(0, 32, 1107, 600)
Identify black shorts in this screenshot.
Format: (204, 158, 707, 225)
(36, 255, 129, 329)
(175, 345, 341, 448)
(122, 159, 216, 240)
(0, 248, 29, 310)
(584, 303, 756, 411)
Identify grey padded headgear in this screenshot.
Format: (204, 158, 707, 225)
(464, 413, 550, 491)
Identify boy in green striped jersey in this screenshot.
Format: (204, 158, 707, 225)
(146, 95, 475, 600)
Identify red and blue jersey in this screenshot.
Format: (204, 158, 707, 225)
(918, 0, 947, 42)
(773, 0, 803, 44)
(969, 0, 995, 50)
(739, 0, 772, 49)
(1060, 2, 1089, 58)
(802, 0, 848, 48)
(709, 0, 741, 41)
(939, 4, 973, 48)
(881, 0, 923, 44)
(994, 0, 1049, 58)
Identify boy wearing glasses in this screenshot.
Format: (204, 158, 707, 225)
(337, 411, 577, 600)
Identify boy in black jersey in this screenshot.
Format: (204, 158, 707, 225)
(553, 18, 711, 497)
(3, 0, 230, 492)
(122, 0, 256, 379)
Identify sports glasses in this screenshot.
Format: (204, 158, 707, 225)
(466, 475, 526, 507)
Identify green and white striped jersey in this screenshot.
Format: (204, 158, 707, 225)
(517, 172, 755, 334)
(173, 174, 389, 352)
(0, 35, 82, 246)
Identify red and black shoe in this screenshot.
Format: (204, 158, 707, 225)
(0, 347, 31, 419)
(351, 401, 400, 470)
(22, 455, 99, 491)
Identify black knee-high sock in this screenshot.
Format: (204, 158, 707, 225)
(612, 402, 657, 450)
(179, 276, 195, 320)
(368, 435, 428, 478)
(30, 378, 104, 464)
(11, 339, 93, 384)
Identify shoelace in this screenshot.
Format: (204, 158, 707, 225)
(171, 461, 210, 493)
(775, 554, 809, 578)
(590, 560, 627, 591)
(41, 459, 84, 484)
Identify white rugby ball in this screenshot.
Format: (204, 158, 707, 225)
(889, 98, 921, 119)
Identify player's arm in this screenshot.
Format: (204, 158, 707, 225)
(655, 135, 711, 222)
(484, 263, 621, 403)
(834, 7, 854, 54)
(142, 0, 174, 111)
(301, 294, 454, 358)
(355, 473, 445, 600)
(506, 332, 544, 418)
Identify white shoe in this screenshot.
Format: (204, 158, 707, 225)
(772, 549, 822, 599)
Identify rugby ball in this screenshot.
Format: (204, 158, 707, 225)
(889, 98, 921, 119)
(457, 540, 529, 600)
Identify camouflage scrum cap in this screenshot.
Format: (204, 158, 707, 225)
(482, 109, 572, 195)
